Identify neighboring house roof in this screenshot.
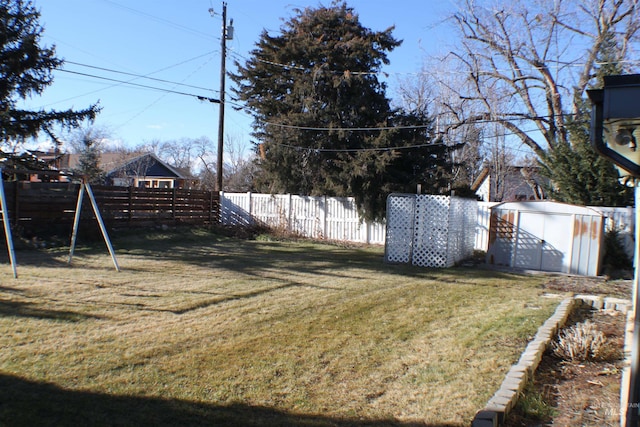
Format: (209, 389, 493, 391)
(105, 152, 186, 179)
(471, 166, 548, 202)
(54, 152, 187, 179)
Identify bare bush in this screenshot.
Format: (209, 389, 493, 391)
(552, 320, 607, 362)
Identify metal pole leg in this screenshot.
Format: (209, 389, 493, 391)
(84, 182, 120, 272)
(0, 172, 17, 278)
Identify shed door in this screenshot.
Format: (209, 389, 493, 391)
(513, 212, 572, 273)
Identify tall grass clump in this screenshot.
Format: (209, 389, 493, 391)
(552, 320, 608, 362)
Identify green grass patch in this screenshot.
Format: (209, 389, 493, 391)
(514, 380, 558, 422)
(0, 227, 561, 426)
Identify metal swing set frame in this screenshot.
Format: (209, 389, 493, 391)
(0, 171, 120, 278)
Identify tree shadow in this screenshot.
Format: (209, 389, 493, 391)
(106, 228, 450, 279)
(0, 298, 101, 322)
(0, 228, 533, 291)
(0, 373, 459, 427)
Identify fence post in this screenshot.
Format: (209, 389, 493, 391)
(322, 196, 328, 240)
(13, 180, 19, 223)
(366, 221, 371, 245)
(210, 191, 215, 224)
(172, 187, 177, 221)
(0, 172, 18, 278)
(288, 193, 293, 232)
(128, 186, 133, 221)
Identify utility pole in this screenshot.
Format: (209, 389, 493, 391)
(215, 2, 232, 193)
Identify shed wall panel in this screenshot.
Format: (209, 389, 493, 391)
(487, 201, 603, 276)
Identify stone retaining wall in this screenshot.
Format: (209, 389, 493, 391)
(471, 295, 631, 427)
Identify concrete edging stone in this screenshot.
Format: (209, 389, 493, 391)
(471, 295, 631, 427)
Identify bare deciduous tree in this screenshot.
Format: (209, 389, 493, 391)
(223, 134, 258, 192)
(396, 56, 487, 189)
(434, 0, 640, 157)
(158, 137, 204, 173)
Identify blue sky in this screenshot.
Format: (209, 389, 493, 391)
(26, 0, 456, 154)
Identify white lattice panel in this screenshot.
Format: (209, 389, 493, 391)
(446, 197, 478, 267)
(412, 195, 450, 267)
(385, 194, 478, 268)
(384, 194, 415, 263)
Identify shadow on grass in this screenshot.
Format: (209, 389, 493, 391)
(0, 373, 458, 427)
(169, 280, 339, 314)
(1, 227, 528, 287)
(0, 299, 100, 322)
(106, 228, 525, 281)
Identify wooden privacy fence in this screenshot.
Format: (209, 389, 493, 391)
(1, 182, 219, 232)
(1, 183, 632, 251)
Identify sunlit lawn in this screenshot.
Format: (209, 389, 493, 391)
(0, 228, 560, 426)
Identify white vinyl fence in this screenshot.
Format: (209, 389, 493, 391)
(475, 202, 498, 251)
(220, 192, 386, 244)
(221, 193, 634, 252)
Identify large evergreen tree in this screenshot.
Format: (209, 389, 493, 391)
(538, 31, 634, 207)
(539, 113, 633, 206)
(0, 0, 99, 149)
(71, 127, 105, 183)
(231, 2, 456, 220)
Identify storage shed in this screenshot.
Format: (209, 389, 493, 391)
(486, 201, 604, 276)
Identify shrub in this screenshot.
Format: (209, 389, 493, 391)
(552, 320, 607, 361)
(602, 227, 633, 276)
(515, 381, 557, 422)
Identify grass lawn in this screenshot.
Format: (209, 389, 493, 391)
(0, 228, 561, 426)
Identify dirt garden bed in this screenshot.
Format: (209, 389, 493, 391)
(504, 276, 632, 426)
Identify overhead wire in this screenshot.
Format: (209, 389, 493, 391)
(98, 0, 215, 40)
(64, 59, 219, 94)
(111, 55, 219, 130)
(47, 2, 602, 155)
(53, 55, 583, 155)
(72, 0, 640, 111)
(56, 69, 220, 103)
(38, 51, 221, 109)
(252, 113, 581, 133)
(243, 116, 577, 154)
(43, 1, 224, 122)
(229, 48, 640, 79)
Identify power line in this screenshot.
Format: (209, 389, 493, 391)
(262, 124, 550, 154)
(255, 113, 581, 133)
(38, 52, 221, 108)
(111, 55, 220, 131)
(57, 69, 220, 103)
(264, 122, 431, 132)
(64, 60, 219, 94)
(273, 141, 445, 153)
(230, 48, 640, 79)
(98, 0, 215, 40)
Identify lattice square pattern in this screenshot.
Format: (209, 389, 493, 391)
(384, 194, 415, 263)
(385, 194, 477, 268)
(412, 195, 450, 267)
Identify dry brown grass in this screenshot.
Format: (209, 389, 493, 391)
(0, 228, 559, 426)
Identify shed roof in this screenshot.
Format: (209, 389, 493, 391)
(491, 200, 603, 216)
